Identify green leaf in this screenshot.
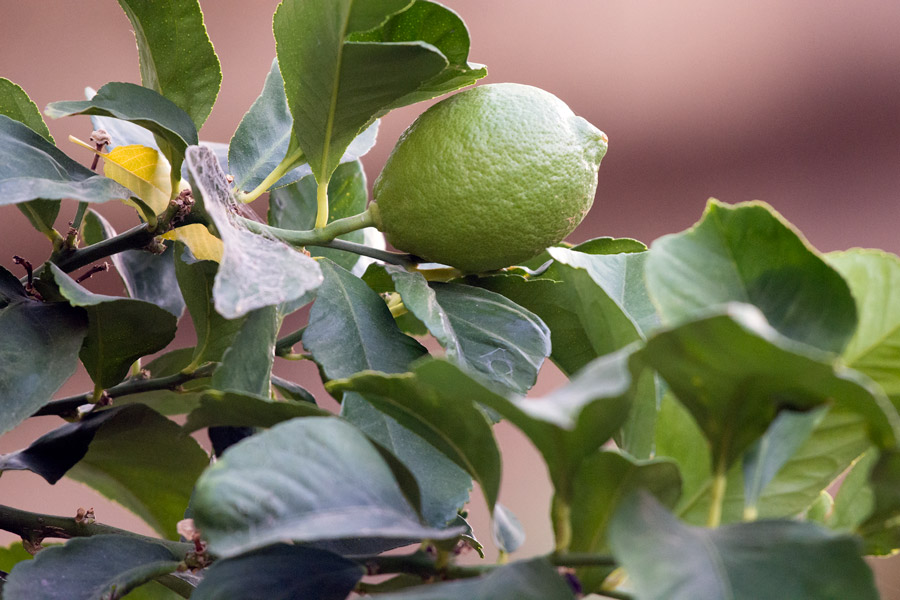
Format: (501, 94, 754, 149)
(273, 0, 452, 184)
(66, 404, 209, 539)
(185, 145, 324, 318)
(646, 199, 857, 355)
(46, 82, 199, 191)
(0, 114, 131, 205)
(0, 542, 32, 574)
(173, 244, 245, 367)
(191, 544, 363, 600)
(303, 259, 427, 380)
(608, 492, 878, 600)
(82, 210, 185, 317)
(269, 160, 369, 270)
(846, 448, 900, 555)
(116, 0, 221, 129)
(828, 249, 900, 408)
(830, 449, 877, 532)
(373, 558, 575, 600)
(43, 264, 177, 389)
(211, 306, 278, 396)
(112, 349, 210, 415)
(17, 199, 61, 238)
(192, 417, 461, 558)
(640, 303, 899, 471)
(0, 266, 87, 435)
(183, 390, 329, 433)
(391, 269, 550, 393)
(342, 395, 471, 528)
(327, 362, 502, 512)
(0, 77, 53, 141)
(3, 535, 182, 600)
(491, 503, 525, 554)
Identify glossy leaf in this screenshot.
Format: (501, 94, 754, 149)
(0, 114, 130, 205)
(46, 82, 198, 191)
(0, 77, 52, 141)
(65, 404, 209, 539)
(44, 264, 177, 389)
(185, 145, 323, 318)
(303, 259, 426, 380)
(82, 210, 185, 317)
(183, 390, 329, 433)
(608, 492, 878, 600)
(342, 395, 472, 528)
(328, 363, 502, 512)
(269, 160, 368, 270)
(0, 266, 87, 435)
(646, 199, 857, 355)
(641, 303, 899, 470)
(191, 417, 461, 558)
(211, 306, 278, 396)
(273, 0, 451, 184)
(3, 535, 182, 600)
(828, 249, 900, 407)
(373, 558, 575, 600)
(191, 544, 363, 600)
(116, 0, 221, 128)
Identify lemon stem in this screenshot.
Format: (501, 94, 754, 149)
(234, 146, 305, 204)
(315, 179, 329, 229)
(707, 457, 728, 528)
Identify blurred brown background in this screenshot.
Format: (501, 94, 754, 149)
(2, 0, 900, 595)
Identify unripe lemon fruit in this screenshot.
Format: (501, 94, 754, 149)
(370, 83, 608, 273)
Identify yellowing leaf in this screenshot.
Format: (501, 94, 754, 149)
(162, 223, 224, 262)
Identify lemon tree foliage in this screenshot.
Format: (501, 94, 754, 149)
(0, 2, 898, 600)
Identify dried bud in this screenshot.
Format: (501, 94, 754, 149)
(89, 129, 112, 148)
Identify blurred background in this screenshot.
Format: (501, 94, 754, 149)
(1, 0, 899, 595)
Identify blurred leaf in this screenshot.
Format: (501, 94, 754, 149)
(392, 268, 550, 393)
(342, 395, 472, 528)
(0, 115, 131, 205)
(185, 145, 322, 318)
(640, 303, 899, 471)
(192, 417, 461, 558)
(608, 492, 878, 600)
(373, 558, 575, 600)
(82, 210, 185, 317)
(328, 363, 501, 512)
(183, 390, 329, 433)
(65, 404, 208, 539)
(269, 160, 368, 270)
(491, 503, 525, 554)
(0, 266, 87, 435)
(3, 535, 182, 600)
(646, 199, 857, 355)
(116, 0, 221, 128)
(44, 264, 177, 389)
(828, 249, 900, 408)
(830, 449, 877, 532)
(273, 0, 451, 185)
(191, 544, 363, 600)
(46, 82, 198, 191)
(848, 448, 900, 555)
(0, 542, 32, 574)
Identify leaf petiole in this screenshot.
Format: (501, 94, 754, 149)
(234, 146, 306, 204)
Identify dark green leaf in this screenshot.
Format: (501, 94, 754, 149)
(491, 503, 525, 554)
(17, 199, 61, 237)
(82, 210, 185, 317)
(641, 303, 899, 470)
(853, 448, 900, 554)
(183, 390, 329, 433)
(115, 349, 210, 415)
(192, 417, 461, 558)
(303, 259, 426, 380)
(327, 363, 502, 512)
(342, 395, 471, 527)
(211, 306, 278, 396)
(3, 535, 182, 600)
(0, 77, 52, 141)
(828, 250, 900, 408)
(373, 558, 575, 600)
(569, 450, 681, 593)
(645, 199, 857, 354)
(46, 82, 199, 190)
(0, 266, 87, 435)
(116, 0, 221, 128)
(185, 145, 323, 318)
(273, 0, 451, 183)
(608, 492, 878, 600)
(44, 264, 177, 389)
(271, 376, 316, 404)
(192, 544, 363, 600)
(66, 404, 209, 539)
(269, 160, 369, 270)
(0, 114, 131, 205)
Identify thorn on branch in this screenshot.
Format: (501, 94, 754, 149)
(89, 129, 111, 171)
(74, 261, 110, 284)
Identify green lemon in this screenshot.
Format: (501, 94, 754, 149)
(370, 82, 608, 273)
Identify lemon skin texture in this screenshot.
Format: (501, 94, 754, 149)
(370, 82, 608, 273)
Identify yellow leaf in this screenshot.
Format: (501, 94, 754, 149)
(162, 223, 224, 263)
